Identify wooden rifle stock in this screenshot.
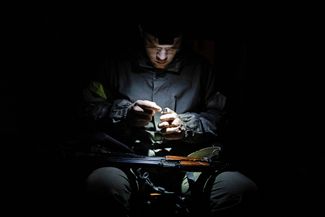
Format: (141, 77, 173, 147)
(165, 155, 207, 161)
(178, 160, 210, 167)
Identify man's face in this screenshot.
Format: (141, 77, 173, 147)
(144, 33, 182, 70)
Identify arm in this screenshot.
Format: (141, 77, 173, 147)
(80, 57, 131, 131)
(158, 61, 227, 145)
(179, 91, 227, 144)
(81, 58, 161, 131)
(82, 82, 162, 130)
(184, 59, 227, 144)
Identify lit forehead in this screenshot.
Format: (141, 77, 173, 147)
(145, 33, 181, 48)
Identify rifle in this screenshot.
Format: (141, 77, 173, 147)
(70, 132, 228, 171)
(76, 146, 228, 172)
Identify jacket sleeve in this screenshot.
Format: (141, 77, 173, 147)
(80, 58, 133, 131)
(178, 62, 227, 144)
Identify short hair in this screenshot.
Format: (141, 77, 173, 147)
(140, 23, 183, 45)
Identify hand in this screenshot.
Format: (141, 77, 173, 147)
(158, 108, 185, 140)
(127, 100, 162, 127)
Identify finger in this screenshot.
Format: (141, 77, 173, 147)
(158, 121, 170, 128)
(160, 113, 178, 122)
(136, 100, 162, 112)
(171, 118, 182, 127)
(161, 107, 175, 114)
(161, 126, 182, 134)
(159, 119, 181, 128)
(132, 105, 154, 116)
(132, 104, 144, 112)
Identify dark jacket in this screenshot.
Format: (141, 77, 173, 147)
(82, 47, 226, 156)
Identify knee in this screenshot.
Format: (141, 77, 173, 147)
(208, 171, 258, 211)
(210, 171, 258, 216)
(212, 171, 257, 195)
(86, 167, 131, 198)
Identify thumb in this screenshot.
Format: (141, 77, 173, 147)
(162, 107, 176, 114)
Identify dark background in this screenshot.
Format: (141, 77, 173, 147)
(3, 6, 323, 217)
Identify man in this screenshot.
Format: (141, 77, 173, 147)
(82, 23, 258, 217)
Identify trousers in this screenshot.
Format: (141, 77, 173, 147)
(85, 166, 258, 217)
